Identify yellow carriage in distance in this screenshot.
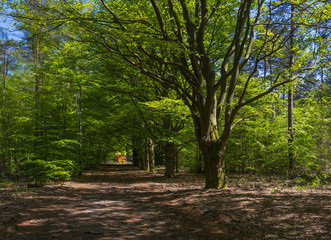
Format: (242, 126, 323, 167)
(114, 151, 127, 163)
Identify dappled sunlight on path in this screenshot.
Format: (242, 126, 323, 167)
(0, 164, 330, 239)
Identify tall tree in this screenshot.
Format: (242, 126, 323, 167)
(288, 2, 295, 171)
(0, 36, 18, 165)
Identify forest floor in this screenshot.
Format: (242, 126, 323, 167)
(0, 164, 330, 240)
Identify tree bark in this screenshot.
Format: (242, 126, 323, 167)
(138, 148, 143, 169)
(164, 141, 176, 178)
(138, 143, 145, 170)
(148, 138, 155, 171)
(200, 139, 227, 189)
(288, 3, 295, 171)
(32, 36, 42, 159)
(288, 85, 295, 170)
(195, 148, 203, 173)
(132, 136, 139, 167)
(78, 84, 83, 174)
(144, 140, 150, 172)
(0, 44, 8, 166)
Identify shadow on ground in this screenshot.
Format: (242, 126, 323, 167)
(0, 164, 330, 239)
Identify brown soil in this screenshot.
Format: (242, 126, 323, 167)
(0, 164, 330, 240)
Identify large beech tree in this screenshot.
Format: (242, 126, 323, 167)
(8, 0, 329, 188)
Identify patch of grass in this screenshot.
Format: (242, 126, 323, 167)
(294, 184, 307, 190)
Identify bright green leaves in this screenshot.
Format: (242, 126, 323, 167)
(20, 160, 78, 185)
(144, 97, 189, 119)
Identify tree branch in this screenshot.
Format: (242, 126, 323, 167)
(150, 0, 169, 39)
(100, 0, 126, 30)
(231, 114, 258, 130)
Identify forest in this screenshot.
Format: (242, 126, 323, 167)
(0, 0, 330, 239)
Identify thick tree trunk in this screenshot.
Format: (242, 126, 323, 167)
(201, 141, 227, 189)
(196, 110, 233, 189)
(164, 141, 176, 178)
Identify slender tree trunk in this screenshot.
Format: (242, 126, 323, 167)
(0, 55, 6, 166)
(288, 3, 295, 171)
(288, 86, 295, 170)
(240, 135, 246, 173)
(32, 36, 42, 159)
(320, 66, 324, 105)
(268, 4, 277, 117)
(138, 143, 145, 170)
(269, 60, 277, 116)
(144, 140, 150, 172)
(148, 138, 155, 171)
(138, 149, 144, 169)
(132, 136, 139, 166)
(0, 43, 12, 166)
(63, 88, 68, 159)
(264, 54, 267, 85)
(0, 96, 5, 166)
(164, 141, 176, 178)
(78, 84, 83, 174)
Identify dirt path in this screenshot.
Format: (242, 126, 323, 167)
(1, 165, 330, 239)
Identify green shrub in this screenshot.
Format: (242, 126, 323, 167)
(20, 159, 77, 186)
